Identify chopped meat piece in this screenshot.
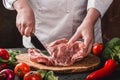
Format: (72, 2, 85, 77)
(28, 38, 88, 66)
(28, 48, 54, 65)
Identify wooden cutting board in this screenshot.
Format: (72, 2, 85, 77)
(16, 53, 100, 73)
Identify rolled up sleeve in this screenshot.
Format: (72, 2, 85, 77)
(87, 0, 113, 18)
(2, 0, 17, 10)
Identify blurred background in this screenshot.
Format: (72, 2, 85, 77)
(0, 0, 120, 48)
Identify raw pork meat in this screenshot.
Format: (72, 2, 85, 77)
(28, 38, 88, 66)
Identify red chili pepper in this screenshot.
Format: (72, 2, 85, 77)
(86, 59, 118, 80)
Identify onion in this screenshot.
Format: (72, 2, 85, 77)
(0, 69, 15, 80)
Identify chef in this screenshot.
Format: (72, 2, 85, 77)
(3, 0, 113, 54)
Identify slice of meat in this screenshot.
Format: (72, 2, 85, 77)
(46, 38, 68, 56)
(28, 38, 88, 66)
(71, 41, 87, 62)
(28, 48, 54, 65)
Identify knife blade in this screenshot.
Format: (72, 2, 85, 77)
(31, 33, 50, 56)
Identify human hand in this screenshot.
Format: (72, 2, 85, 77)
(13, 0, 35, 37)
(68, 8, 100, 54)
(16, 7, 35, 37)
(68, 23, 94, 54)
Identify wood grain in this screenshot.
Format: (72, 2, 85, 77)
(16, 53, 100, 73)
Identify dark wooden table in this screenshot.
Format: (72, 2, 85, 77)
(8, 48, 120, 80)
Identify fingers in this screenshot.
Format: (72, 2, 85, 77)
(84, 37, 91, 49)
(16, 22, 35, 37)
(68, 31, 82, 44)
(21, 23, 26, 35)
(24, 25, 33, 37)
(32, 24, 35, 33)
(84, 37, 93, 54)
(86, 41, 93, 54)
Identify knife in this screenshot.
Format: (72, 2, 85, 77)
(31, 33, 50, 56)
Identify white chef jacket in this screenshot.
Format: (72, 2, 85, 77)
(3, 0, 113, 48)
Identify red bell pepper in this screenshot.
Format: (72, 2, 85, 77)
(0, 48, 9, 60)
(0, 48, 9, 70)
(86, 59, 118, 80)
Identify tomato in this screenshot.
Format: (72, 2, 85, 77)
(92, 43, 104, 56)
(23, 71, 42, 80)
(14, 62, 30, 77)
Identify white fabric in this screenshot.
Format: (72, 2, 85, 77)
(2, 0, 113, 48)
(87, 0, 113, 17)
(2, 0, 17, 10)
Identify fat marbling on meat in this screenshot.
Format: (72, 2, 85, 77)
(28, 38, 88, 66)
